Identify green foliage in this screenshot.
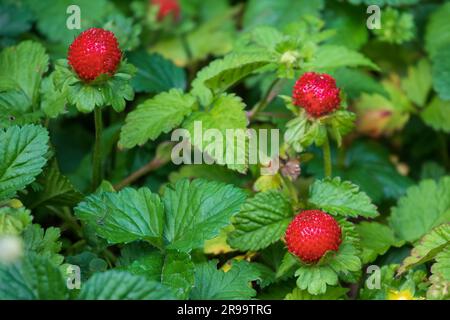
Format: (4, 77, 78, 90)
(128, 51, 186, 93)
(78, 270, 175, 300)
(0, 125, 49, 200)
(0, 254, 68, 300)
(389, 177, 450, 243)
(228, 191, 293, 251)
(75, 187, 165, 247)
(53, 59, 136, 113)
(189, 260, 260, 299)
(1, 0, 447, 301)
(119, 89, 197, 148)
(309, 177, 378, 218)
(356, 222, 404, 264)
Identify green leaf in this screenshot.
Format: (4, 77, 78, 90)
(243, 0, 324, 30)
(0, 2, 33, 37)
(425, 2, 450, 58)
(401, 59, 432, 107)
(304, 45, 379, 71)
(54, 60, 135, 113)
(0, 206, 32, 236)
(0, 254, 68, 300)
(309, 177, 378, 218)
(75, 188, 164, 247)
(40, 74, 68, 118)
(398, 223, 450, 275)
(389, 177, 450, 242)
(324, 3, 368, 50)
(162, 179, 246, 252)
(128, 250, 195, 299)
(0, 41, 49, 106)
(22, 159, 83, 209)
(284, 114, 327, 152)
(228, 191, 293, 251)
(356, 222, 405, 264)
(189, 260, 260, 300)
(428, 247, 450, 300)
(23, 224, 64, 266)
(191, 52, 272, 106)
(119, 89, 197, 148)
(103, 13, 141, 51)
(421, 97, 450, 133)
(182, 94, 249, 173)
(325, 110, 356, 146)
(78, 270, 175, 300)
(333, 68, 388, 99)
(285, 286, 348, 300)
(23, 0, 111, 45)
(430, 44, 450, 101)
(295, 265, 339, 295)
(128, 51, 186, 94)
(0, 125, 49, 201)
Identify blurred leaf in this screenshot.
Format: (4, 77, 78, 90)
(333, 68, 388, 99)
(425, 2, 450, 58)
(324, 3, 368, 50)
(304, 45, 379, 71)
(24, 0, 111, 45)
(0, 206, 32, 236)
(285, 286, 348, 300)
(430, 44, 450, 101)
(0, 2, 33, 37)
(421, 97, 450, 133)
(401, 59, 432, 107)
(243, 0, 324, 30)
(103, 13, 141, 51)
(128, 51, 186, 94)
(0, 254, 68, 299)
(23, 224, 64, 265)
(40, 74, 67, 118)
(389, 177, 450, 242)
(356, 222, 404, 264)
(0, 40, 49, 106)
(22, 159, 83, 209)
(398, 223, 449, 275)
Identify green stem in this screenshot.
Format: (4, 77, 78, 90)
(322, 133, 332, 178)
(438, 132, 449, 170)
(248, 78, 282, 120)
(92, 107, 103, 191)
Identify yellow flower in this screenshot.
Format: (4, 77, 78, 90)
(387, 289, 415, 300)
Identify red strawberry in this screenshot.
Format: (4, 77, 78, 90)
(68, 28, 122, 82)
(285, 210, 342, 263)
(151, 0, 180, 22)
(292, 72, 341, 117)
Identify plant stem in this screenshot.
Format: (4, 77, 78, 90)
(92, 107, 103, 191)
(322, 133, 332, 178)
(248, 78, 283, 120)
(114, 157, 164, 191)
(438, 132, 449, 170)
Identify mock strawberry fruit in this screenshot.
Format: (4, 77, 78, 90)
(67, 28, 122, 82)
(285, 210, 342, 263)
(292, 72, 341, 117)
(151, 0, 180, 22)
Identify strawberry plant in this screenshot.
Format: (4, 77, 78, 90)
(0, 0, 449, 302)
